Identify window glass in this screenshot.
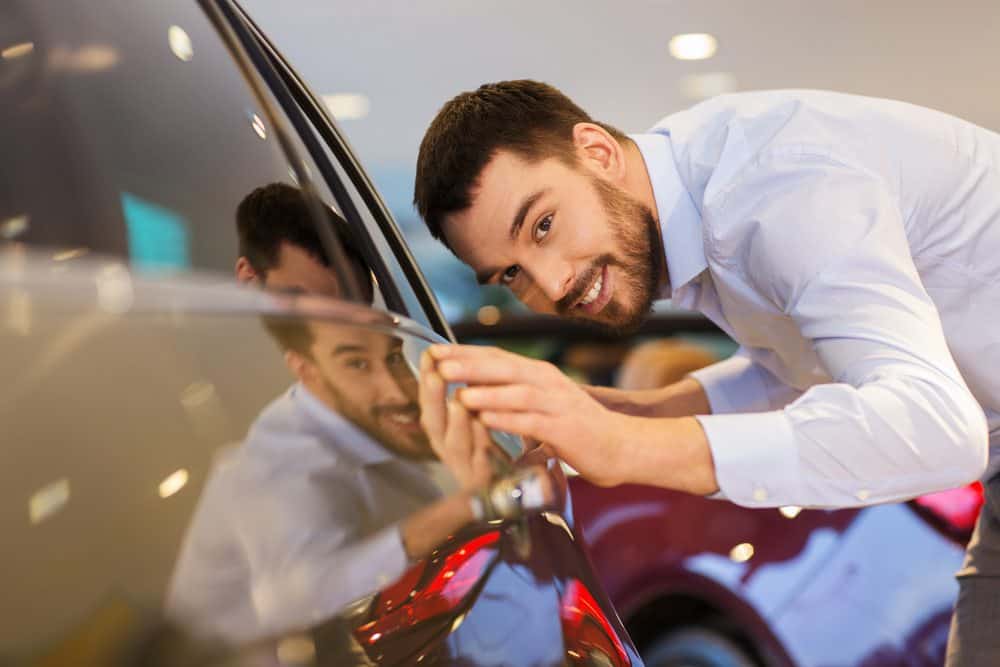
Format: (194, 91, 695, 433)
(0, 0, 386, 309)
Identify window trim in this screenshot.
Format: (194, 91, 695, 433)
(228, 1, 454, 341)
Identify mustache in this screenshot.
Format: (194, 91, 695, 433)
(372, 403, 420, 419)
(556, 254, 616, 313)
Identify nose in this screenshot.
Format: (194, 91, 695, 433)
(370, 364, 410, 406)
(527, 253, 575, 306)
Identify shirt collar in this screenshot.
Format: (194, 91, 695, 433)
(291, 383, 395, 468)
(629, 131, 707, 298)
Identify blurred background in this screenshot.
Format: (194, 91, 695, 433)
(241, 0, 1000, 324)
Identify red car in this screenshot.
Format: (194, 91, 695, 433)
(456, 315, 981, 667)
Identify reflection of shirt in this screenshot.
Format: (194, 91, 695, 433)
(631, 90, 999, 509)
(166, 383, 443, 643)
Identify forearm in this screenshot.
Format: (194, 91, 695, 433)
(585, 377, 711, 418)
(400, 492, 475, 560)
(613, 415, 719, 495)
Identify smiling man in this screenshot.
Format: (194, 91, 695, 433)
(414, 81, 1000, 665)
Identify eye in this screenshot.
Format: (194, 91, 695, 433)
(500, 265, 520, 285)
(386, 351, 406, 366)
(344, 357, 370, 371)
(533, 215, 553, 242)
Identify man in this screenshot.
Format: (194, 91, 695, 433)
(233, 181, 373, 300)
(413, 81, 1000, 664)
(167, 184, 494, 643)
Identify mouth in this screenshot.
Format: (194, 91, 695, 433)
(574, 264, 613, 315)
(379, 407, 422, 431)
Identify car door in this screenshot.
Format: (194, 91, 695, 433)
(0, 0, 642, 664)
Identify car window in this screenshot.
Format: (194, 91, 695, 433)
(0, 0, 395, 311)
(230, 9, 449, 337)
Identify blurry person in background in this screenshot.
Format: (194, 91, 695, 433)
(166, 183, 496, 643)
(614, 339, 718, 392)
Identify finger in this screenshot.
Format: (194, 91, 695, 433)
(418, 370, 447, 445)
(469, 420, 495, 488)
(444, 399, 474, 467)
(436, 355, 555, 388)
(478, 410, 548, 443)
(458, 384, 559, 415)
(419, 348, 435, 376)
(430, 343, 534, 365)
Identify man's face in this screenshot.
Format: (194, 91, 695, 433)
(304, 323, 431, 460)
(442, 150, 662, 333)
(263, 242, 346, 297)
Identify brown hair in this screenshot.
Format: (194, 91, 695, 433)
(413, 80, 626, 248)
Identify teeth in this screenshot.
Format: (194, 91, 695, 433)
(388, 413, 416, 424)
(579, 274, 603, 306)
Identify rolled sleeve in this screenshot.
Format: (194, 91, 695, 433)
(690, 348, 803, 414)
(702, 153, 988, 508)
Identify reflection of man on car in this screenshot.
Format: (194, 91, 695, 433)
(166, 183, 492, 643)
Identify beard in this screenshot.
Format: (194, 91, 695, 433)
(554, 174, 663, 335)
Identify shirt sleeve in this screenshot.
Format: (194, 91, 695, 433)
(232, 463, 409, 637)
(689, 346, 803, 414)
(696, 153, 989, 508)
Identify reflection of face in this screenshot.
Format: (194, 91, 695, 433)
(264, 243, 346, 297)
(302, 323, 431, 460)
(443, 151, 662, 334)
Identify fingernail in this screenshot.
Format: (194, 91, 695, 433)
(429, 345, 449, 359)
(438, 360, 462, 378)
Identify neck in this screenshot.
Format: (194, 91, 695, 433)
(622, 139, 669, 290)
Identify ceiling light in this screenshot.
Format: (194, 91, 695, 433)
(0, 215, 28, 240)
(728, 542, 755, 563)
(168, 25, 193, 62)
(29, 478, 70, 525)
(669, 33, 718, 61)
(159, 469, 189, 499)
(49, 45, 119, 72)
(322, 93, 370, 120)
(250, 112, 267, 140)
(476, 305, 501, 326)
(678, 72, 736, 100)
(2, 42, 34, 60)
(53, 248, 88, 262)
(779, 505, 802, 519)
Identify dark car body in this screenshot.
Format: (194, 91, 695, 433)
(0, 1, 640, 665)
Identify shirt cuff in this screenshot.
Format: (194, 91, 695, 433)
(696, 410, 799, 507)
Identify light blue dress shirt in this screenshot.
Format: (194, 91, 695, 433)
(631, 89, 999, 509)
(166, 384, 443, 642)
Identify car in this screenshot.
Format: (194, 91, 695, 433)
(453, 313, 983, 667)
(0, 1, 642, 665)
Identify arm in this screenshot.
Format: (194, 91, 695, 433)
(584, 377, 710, 418)
(692, 155, 988, 507)
(233, 463, 474, 637)
(585, 347, 804, 419)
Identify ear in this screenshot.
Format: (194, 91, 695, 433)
(235, 256, 259, 285)
(284, 349, 318, 385)
(571, 122, 626, 182)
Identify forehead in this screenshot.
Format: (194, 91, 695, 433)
(443, 151, 575, 264)
(310, 323, 397, 353)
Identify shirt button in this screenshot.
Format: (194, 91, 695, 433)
(855, 489, 870, 502)
(753, 488, 768, 502)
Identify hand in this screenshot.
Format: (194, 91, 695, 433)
(418, 350, 494, 492)
(428, 344, 633, 487)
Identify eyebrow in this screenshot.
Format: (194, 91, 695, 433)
(332, 344, 367, 356)
(474, 188, 548, 285)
